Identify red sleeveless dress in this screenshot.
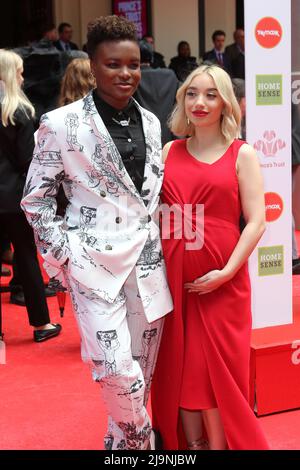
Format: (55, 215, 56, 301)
(152, 139, 269, 450)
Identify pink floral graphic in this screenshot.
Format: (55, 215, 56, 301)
(254, 130, 286, 157)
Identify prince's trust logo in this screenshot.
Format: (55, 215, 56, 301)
(254, 131, 286, 157)
(254, 131, 286, 169)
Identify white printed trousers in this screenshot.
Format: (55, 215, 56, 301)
(66, 267, 164, 450)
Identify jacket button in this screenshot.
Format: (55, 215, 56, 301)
(116, 217, 122, 224)
(100, 191, 106, 198)
(105, 244, 113, 250)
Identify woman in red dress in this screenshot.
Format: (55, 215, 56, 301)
(152, 64, 269, 450)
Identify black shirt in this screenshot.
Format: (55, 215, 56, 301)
(93, 90, 146, 194)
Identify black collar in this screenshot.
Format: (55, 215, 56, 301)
(93, 90, 139, 124)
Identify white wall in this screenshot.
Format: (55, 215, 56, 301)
(204, 0, 236, 53)
(54, 0, 112, 47)
(152, 0, 199, 66)
(79, 0, 111, 46)
(53, 0, 236, 61)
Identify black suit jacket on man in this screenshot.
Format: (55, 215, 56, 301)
(134, 67, 179, 145)
(53, 40, 79, 51)
(152, 51, 166, 69)
(202, 49, 231, 74)
(0, 108, 34, 213)
(169, 56, 198, 82)
(224, 43, 245, 79)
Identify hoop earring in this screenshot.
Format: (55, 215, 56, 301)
(187, 117, 190, 125)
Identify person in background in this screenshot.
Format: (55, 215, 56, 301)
(21, 15, 172, 450)
(203, 30, 231, 74)
(232, 78, 246, 140)
(134, 40, 178, 145)
(58, 58, 95, 107)
(0, 49, 61, 342)
(225, 29, 245, 79)
(152, 64, 269, 450)
(142, 35, 166, 68)
(169, 41, 198, 82)
(32, 23, 58, 49)
(54, 22, 79, 52)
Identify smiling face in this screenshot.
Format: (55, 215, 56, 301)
(185, 73, 224, 129)
(91, 40, 141, 110)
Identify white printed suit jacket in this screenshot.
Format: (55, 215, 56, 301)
(21, 92, 173, 322)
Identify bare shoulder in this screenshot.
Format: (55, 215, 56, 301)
(236, 142, 260, 170)
(162, 140, 175, 163)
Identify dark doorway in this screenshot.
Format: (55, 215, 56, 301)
(0, 0, 54, 48)
(236, 0, 244, 29)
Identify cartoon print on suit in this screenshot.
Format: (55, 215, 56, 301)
(65, 113, 84, 152)
(104, 434, 114, 450)
(82, 93, 98, 125)
(117, 421, 151, 450)
(88, 143, 129, 196)
(118, 378, 144, 397)
(137, 215, 152, 231)
(116, 440, 127, 450)
(71, 279, 106, 302)
(23, 176, 36, 198)
(97, 330, 120, 376)
(33, 150, 63, 168)
(28, 199, 68, 262)
(141, 328, 158, 370)
(136, 238, 162, 277)
(79, 206, 97, 227)
(40, 170, 65, 197)
(39, 114, 50, 125)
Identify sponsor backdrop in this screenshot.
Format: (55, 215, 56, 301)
(291, 0, 300, 228)
(245, 0, 292, 327)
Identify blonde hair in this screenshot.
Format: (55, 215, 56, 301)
(58, 58, 96, 107)
(169, 64, 241, 142)
(0, 49, 35, 127)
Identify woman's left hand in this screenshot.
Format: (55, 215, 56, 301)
(184, 270, 230, 295)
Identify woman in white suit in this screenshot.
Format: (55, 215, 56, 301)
(21, 15, 172, 450)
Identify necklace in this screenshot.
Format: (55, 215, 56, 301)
(112, 116, 131, 127)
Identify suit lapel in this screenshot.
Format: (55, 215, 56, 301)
(135, 100, 164, 207)
(82, 92, 142, 202)
(81, 92, 162, 207)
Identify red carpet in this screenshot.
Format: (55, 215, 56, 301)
(1, 260, 300, 450)
(0, 292, 106, 450)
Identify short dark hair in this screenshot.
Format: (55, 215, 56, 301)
(177, 41, 189, 53)
(58, 22, 72, 34)
(87, 15, 138, 59)
(139, 40, 153, 64)
(41, 23, 56, 35)
(212, 30, 226, 41)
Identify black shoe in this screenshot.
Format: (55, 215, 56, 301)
(149, 429, 163, 450)
(10, 290, 26, 306)
(33, 324, 62, 342)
